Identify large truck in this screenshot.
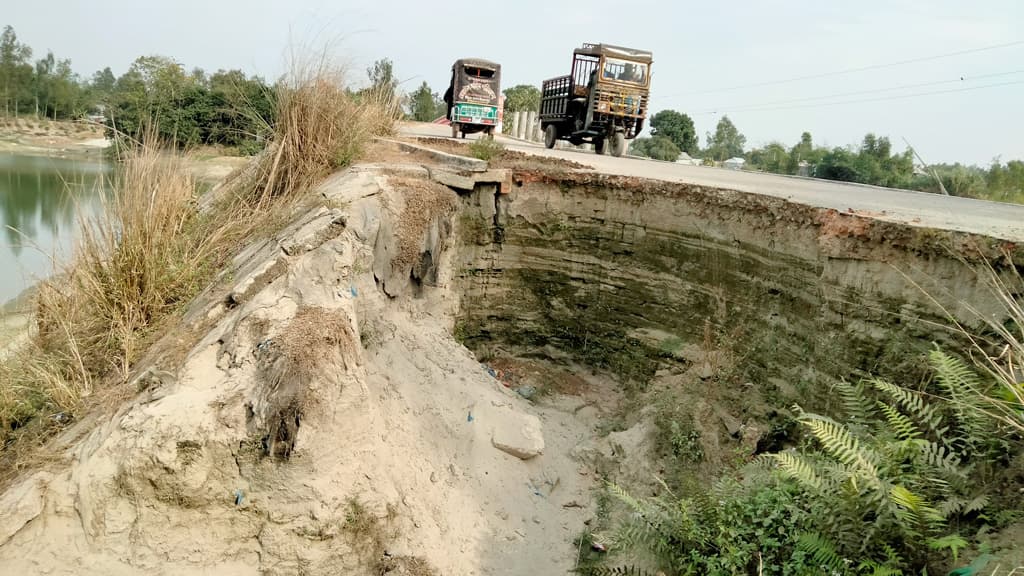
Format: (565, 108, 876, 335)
(538, 43, 652, 157)
(443, 58, 502, 139)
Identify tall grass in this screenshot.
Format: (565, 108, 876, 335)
(244, 57, 399, 207)
(0, 56, 398, 466)
(963, 255, 1024, 432)
(909, 251, 1024, 433)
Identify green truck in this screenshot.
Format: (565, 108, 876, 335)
(443, 58, 502, 139)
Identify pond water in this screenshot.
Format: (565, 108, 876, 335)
(0, 153, 109, 304)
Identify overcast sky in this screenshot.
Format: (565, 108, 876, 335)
(4, 0, 1022, 164)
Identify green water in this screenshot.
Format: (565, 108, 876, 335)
(0, 153, 109, 304)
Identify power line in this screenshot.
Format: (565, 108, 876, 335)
(691, 69, 1024, 114)
(692, 78, 1024, 115)
(661, 39, 1024, 98)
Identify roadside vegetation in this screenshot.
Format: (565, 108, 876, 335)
(468, 136, 504, 161)
(0, 51, 398, 478)
(596, 265, 1024, 575)
(0, 24, 400, 156)
(628, 109, 1024, 205)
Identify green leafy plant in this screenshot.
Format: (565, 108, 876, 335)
(611, 349, 1019, 575)
(610, 475, 817, 576)
(468, 136, 504, 161)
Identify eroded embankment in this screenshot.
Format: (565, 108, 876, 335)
(0, 165, 601, 576)
(454, 170, 1021, 415)
(0, 157, 1019, 576)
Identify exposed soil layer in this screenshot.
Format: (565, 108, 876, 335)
(454, 169, 1022, 415)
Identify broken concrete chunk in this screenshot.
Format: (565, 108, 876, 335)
(492, 414, 545, 460)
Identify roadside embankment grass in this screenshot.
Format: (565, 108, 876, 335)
(0, 57, 398, 478)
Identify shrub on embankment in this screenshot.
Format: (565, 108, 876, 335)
(0, 56, 398, 474)
(605, 265, 1024, 575)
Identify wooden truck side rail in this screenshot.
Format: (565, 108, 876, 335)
(539, 75, 572, 120)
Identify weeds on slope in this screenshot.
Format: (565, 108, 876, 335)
(237, 55, 399, 208)
(0, 55, 398, 478)
(604, 258, 1024, 575)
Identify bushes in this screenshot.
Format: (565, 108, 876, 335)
(611, 476, 816, 575)
(467, 136, 504, 161)
(103, 57, 275, 152)
(611, 350, 1022, 575)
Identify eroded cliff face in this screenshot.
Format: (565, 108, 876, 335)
(453, 172, 1018, 409)
(1, 157, 1019, 576)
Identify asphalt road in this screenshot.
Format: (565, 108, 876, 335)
(401, 122, 1024, 242)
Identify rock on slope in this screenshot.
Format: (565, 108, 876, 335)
(0, 165, 595, 575)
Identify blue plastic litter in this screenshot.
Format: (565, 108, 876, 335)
(487, 368, 497, 378)
(350, 286, 358, 297)
(234, 489, 244, 506)
(467, 411, 474, 423)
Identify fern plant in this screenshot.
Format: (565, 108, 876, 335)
(610, 474, 817, 576)
(770, 364, 999, 573)
(610, 347, 1019, 576)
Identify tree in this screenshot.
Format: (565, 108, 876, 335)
(704, 115, 746, 162)
(746, 142, 789, 174)
(630, 135, 681, 161)
(817, 147, 861, 182)
(1, 25, 33, 115)
(788, 131, 824, 174)
(408, 81, 443, 122)
(33, 51, 55, 117)
(502, 84, 540, 113)
(49, 58, 78, 119)
(985, 160, 1024, 202)
(91, 67, 116, 96)
(649, 109, 698, 155)
(106, 55, 201, 146)
(366, 58, 396, 101)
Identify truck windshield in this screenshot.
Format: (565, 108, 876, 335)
(464, 66, 496, 79)
(601, 58, 647, 85)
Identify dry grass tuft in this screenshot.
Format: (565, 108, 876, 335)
(910, 248, 1024, 433)
(386, 177, 458, 268)
(970, 255, 1024, 432)
(242, 56, 400, 208)
(343, 497, 438, 576)
(278, 306, 358, 377)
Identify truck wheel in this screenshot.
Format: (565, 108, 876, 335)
(610, 132, 626, 157)
(486, 126, 495, 138)
(544, 125, 558, 149)
(451, 123, 459, 139)
(594, 138, 606, 155)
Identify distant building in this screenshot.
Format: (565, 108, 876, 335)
(674, 151, 702, 166)
(797, 160, 810, 177)
(724, 157, 746, 171)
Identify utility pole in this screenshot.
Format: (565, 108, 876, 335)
(903, 137, 949, 196)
